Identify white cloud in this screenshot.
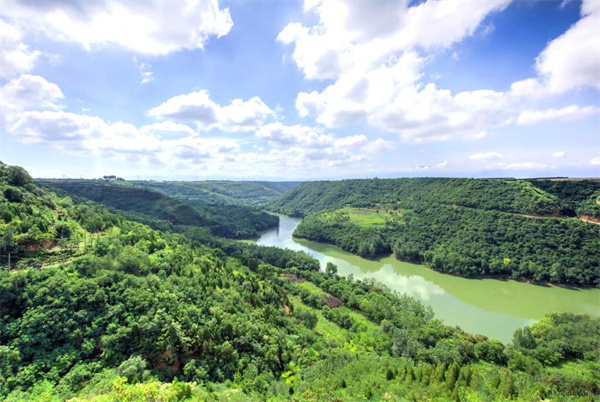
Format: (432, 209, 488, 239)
(512, 0, 600, 97)
(362, 138, 395, 153)
(534, 0, 600, 93)
(148, 90, 273, 132)
(591, 157, 600, 166)
(0, 74, 64, 117)
(470, 152, 503, 160)
(281, 1, 515, 142)
(278, 0, 510, 80)
(1, 74, 373, 177)
(517, 105, 600, 125)
(0, 19, 40, 78)
(1, 0, 233, 55)
(500, 162, 552, 170)
(257, 122, 335, 149)
(140, 121, 196, 137)
(552, 151, 566, 158)
(134, 57, 154, 84)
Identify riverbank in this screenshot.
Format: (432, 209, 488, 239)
(258, 215, 600, 343)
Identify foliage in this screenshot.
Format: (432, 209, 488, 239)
(37, 180, 279, 239)
(137, 180, 301, 208)
(1, 163, 599, 401)
(275, 178, 600, 284)
(270, 178, 564, 217)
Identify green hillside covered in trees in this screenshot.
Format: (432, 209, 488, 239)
(270, 179, 600, 286)
(1, 163, 599, 401)
(136, 180, 301, 208)
(37, 180, 278, 239)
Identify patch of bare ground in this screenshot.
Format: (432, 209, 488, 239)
(281, 274, 305, 282)
(580, 215, 600, 224)
(323, 294, 343, 308)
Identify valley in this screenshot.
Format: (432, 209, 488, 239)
(1, 163, 599, 401)
(258, 216, 600, 344)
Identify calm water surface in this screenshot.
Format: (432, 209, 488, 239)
(257, 216, 600, 343)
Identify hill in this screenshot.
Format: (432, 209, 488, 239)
(269, 178, 600, 285)
(2, 162, 599, 401)
(136, 180, 301, 208)
(37, 180, 278, 239)
(269, 178, 564, 217)
(527, 179, 600, 219)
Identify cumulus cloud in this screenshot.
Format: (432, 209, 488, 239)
(1, 0, 233, 55)
(256, 122, 370, 152)
(470, 152, 503, 160)
(516, 105, 600, 125)
(148, 90, 273, 132)
(511, 0, 600, 97)
(278, 0, 510, 80)
(0, 19, 40, 78)
(0, 74, 230, 164)
(534, 0, 600, 93)
(2, 74, 376, 177)
(552, 151, 566, 158)
(591, 157, 600, 166)
(0, 74, 64, 116)
(280, 0, 515, 142)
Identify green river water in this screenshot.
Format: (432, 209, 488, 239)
(257, 216, 600, 343)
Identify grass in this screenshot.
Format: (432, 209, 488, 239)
(295, 281, 327, 295)
(346, 207, 390, 226)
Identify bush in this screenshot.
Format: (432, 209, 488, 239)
(116, 356, 148, 384)
(4, 187, 23, 203)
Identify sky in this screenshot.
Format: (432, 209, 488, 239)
(0, 0, 599, 180)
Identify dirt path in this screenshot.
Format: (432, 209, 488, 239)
(580, 215, 600, 225)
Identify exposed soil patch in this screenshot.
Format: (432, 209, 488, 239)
(281, 274, 305, 283)
(26, 240, 57, 252)
(154, 349, 181, 373)
(580, 215, 600, 224)
(520, 212, 563, 218)
(323, 294, 343, 309)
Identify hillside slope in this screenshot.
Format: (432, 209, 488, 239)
(528, 179, 600, 219)
(137, 180, 301, 208)
(270, 178, 563, 217)
(271, 178, 599, 285)
(38, 180, 278, 239)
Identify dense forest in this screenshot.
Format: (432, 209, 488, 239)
(528, 179, 600, 219)
(271, 179, 600, 286)
(37, 180, 278, 239)
(270, 178, 568, 217)
(136, 180, 301, 208)
(1, 163, 599, 401)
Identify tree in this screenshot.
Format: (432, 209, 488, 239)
(6, 166, 33, 187)
(325, 262, 338, 276)
(1, 229, 15, 269)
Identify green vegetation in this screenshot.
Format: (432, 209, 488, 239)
(38, 180, 278, 239)
(528, 179, 600, 218)
(1, 163, 599, 401)
(136, 180, 301, 208)
(273, 179, 600, 285)
(270, 178, 564, 217)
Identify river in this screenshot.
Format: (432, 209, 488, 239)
(257, 216, 600, 343)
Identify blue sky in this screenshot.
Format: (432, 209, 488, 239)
(0, 0, 598, 180)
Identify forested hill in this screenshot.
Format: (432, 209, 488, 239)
(270, 178, 600, 286)
(136, 180, 301, 208)
(37, 180, 278, 239)
(527, 179, 600, 219)
(269, 178, 564, 217)
(1, 162, 600, 401)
